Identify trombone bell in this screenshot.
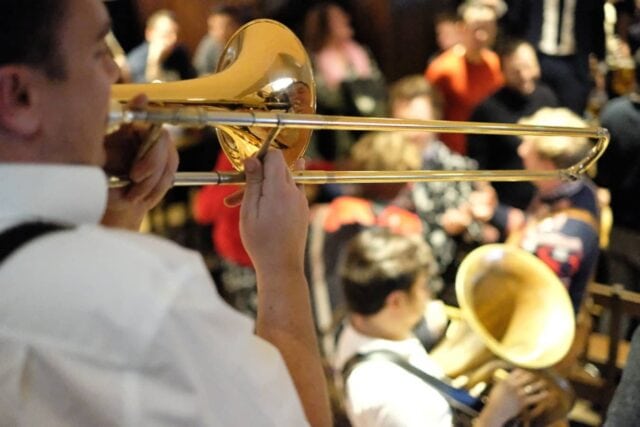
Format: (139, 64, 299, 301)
(110, 19, 316, 172)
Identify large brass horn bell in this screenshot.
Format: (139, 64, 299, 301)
(431, 244, 577, 425)
(431, 244, 576, 377)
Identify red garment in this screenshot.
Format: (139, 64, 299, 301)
(193, 155, 252, 267)
(425, 45, 504, 155)
(323, 196, 423, 236)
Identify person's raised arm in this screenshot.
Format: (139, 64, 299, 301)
(240, 150, 332, 427)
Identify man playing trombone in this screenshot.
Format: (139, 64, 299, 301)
(0, 0, 330, 425)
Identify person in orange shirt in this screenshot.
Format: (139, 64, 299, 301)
(425, 2, 503, 155)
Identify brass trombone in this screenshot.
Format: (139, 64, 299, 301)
(109, 19, 609, 187)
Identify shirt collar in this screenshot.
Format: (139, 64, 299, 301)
(0, 164, 108, 227)
(335, 321, 423, 369)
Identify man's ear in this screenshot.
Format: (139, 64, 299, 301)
(0, 66, 40, 136)
(385, 289, 407, 310)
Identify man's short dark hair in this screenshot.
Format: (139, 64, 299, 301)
(340, 228, 436, 315)
(497, 38, 532, 61)
(0, 0, 69, 80)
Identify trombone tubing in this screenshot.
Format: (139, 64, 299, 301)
(110, 107, 610, 186)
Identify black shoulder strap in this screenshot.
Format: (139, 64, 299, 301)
(0, 222, 72, 266)
(342, 349, 483, 418)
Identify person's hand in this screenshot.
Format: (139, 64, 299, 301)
(240, 150, 309, 276)
(441, 206, 472, 236)
(480, 223, 500, 243)
(102, 95, 179, 230)
(476, 369, 549, 427)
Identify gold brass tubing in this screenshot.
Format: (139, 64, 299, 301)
(168, 169, 570, 186)
(108, 107, 609, 187)
(111, 107, 604, 139)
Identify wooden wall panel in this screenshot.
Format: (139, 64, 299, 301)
(348, 0, 454, 82)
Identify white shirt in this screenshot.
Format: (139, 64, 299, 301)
(0, 164, 308, 426)
(334, 322, 452, 427)
(539, 0, 577, 56)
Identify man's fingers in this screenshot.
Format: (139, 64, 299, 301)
(293, 158, 305, 171)
(129, 128, 170, 183)
(136, 124, 163, 161)
(292, 157, 305, 190)
(510, 369, 536, 386)
(224, 190, 244, 207)
(140, 142, 179, 205)
(241, 157, 263, 219)
(261, 150, 289, 190)
(126, 129, 177, 202)
(127, 93, 148, 110)
(526, 392, 550, 419)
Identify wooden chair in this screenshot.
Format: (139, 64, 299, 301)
(568, 282, 640, 419)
